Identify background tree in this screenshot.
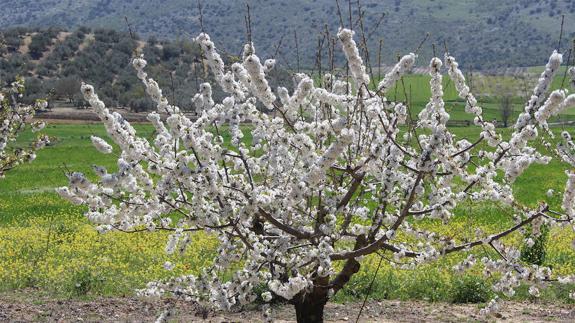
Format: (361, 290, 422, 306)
(0, 77, 48, 177)
(500, 94, 513, 127)
(474, 71, 539, 128)
(54, 76, 80, 104)
(58, 28, 575, 323)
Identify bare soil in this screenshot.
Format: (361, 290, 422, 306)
(35, 107, 203, 124)
(18, 33, 35, 55)
(77, 34, 95, 53)
(35, 107, 154, 123)
(1, 290, 573, 322)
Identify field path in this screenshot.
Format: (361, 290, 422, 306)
(1, 291, 573, 322)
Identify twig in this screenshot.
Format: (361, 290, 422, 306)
(124, 16, 135, 41)
(366, 12, 386, 40)
(245, 3, 252, 44)
(124, 16, 138, 56)
(560, 48, 572, 88)
(169, 71, 176, 105)
(558, 14, 565, 51)
(348, 0, 353, 30)
(335, 0, 345, 28)
(294, 30, 300, 73)
(414, 32, 430, 55)
(272, 33, 286, 59)
(197, 0, 205, 33)
(316, 34, 325, 86)
(377, 38, 383, 82)
(355, 254, 383, 323)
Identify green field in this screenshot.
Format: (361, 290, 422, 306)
(1, 122, 574, 304)
(361, 72, 575, 125)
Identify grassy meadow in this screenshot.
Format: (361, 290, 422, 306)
(384, 71, 575, 124)
(1, 91, 575, 305)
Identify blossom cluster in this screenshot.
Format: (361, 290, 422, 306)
(516, 51, 563, 131)
(338, 28, 370, 88)
(378, 53, 416, 93)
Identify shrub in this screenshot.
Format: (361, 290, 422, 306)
(451, 276, 492, 304)
(521, 225, 550, 266)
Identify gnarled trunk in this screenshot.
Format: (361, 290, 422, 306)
(293, 297, 327, 323)
(292, 243, 363, 323)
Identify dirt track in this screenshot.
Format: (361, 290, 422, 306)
(1, 290, 574, 322)
(35, 107, 156, 123)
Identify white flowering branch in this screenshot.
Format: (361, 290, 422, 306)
(58, 28, 575, 322)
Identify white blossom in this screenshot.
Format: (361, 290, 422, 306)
(90, 136, 113, 154)
(378, 53, 416, 93)
(337, 28, 370, 88)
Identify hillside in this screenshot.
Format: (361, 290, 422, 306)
(0, 27, 290, 111)
(0, 0, 574, 69)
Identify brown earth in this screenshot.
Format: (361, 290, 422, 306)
(1, 290, 573, 322)
(35, 107, 208, 124)
(35, 107, 155, 123)
(18, 33, 35, 55)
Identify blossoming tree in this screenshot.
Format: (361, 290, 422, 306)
(58, 28, 575, 322)
(0, 78, 48, 178)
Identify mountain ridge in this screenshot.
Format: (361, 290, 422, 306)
(1, 0, 574, 69)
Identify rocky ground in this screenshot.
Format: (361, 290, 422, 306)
(1, 290, 574, 322)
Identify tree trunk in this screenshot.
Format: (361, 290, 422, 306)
(291, 244, 362, 323)
(294, 298, 327, 323)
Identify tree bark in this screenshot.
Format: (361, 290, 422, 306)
(292, 237, 364, 323)
(294, 297, 327, 323)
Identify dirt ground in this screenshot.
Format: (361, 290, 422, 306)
(1, 290, 574, 322)
(35, 107, 155, 123)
